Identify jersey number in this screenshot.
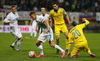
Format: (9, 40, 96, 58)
(72, 29, 81, 39)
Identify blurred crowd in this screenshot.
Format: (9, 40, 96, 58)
(0, 0, 100, 12)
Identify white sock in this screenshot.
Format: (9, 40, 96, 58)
(89, 52, 92, 54)
(17, 39, 22, 50)
(12, 39, 18, 46)
(34, 31, 37, 37)
(54, 45, 64, 52)
(30, 29, 33, 36)
(38, 44, 44, 55)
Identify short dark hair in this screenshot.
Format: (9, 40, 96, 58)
(11, 5, 16, 9)
(29, 11, 35, 16)
(67, 23, 73, 27)
(52, 1, 59, 5)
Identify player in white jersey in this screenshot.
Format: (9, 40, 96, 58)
(29, 11, 65, 58)
(39, 8, 50, 35)
(29, 11, 37, 38)
(3, 6, 23, 52)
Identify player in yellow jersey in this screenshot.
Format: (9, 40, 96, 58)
(48, 2, 70, 54)
(66, 18, 96, 58)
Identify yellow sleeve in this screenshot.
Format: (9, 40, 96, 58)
(68, 36, 73, 53)
(63, 9, 67, 16)
(49, 11, 52, 19)
(78, 19, 90, 29)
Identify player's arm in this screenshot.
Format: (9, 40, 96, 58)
(66, 15, 70, 23)
(82, 18, 90, 25)
(50, 20, 52, 28)
(43, 20, 49, 33)
(36, 23, 38, 32)
(48, 11, 52, 28)
(16, 12, 22, 19)
(29, 20, 32, 25)
(3, 15, 14, 23)
(63, 9, 70, 23)
(79, 18, 90, 29)
(67, 38, 73, 57)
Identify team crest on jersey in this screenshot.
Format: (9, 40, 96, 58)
(60, 12, 62, 14)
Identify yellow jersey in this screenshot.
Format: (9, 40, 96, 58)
(68, 19, 90, 45)
(49, 7, 67, 25)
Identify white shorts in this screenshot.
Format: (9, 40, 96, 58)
(37, 27, 53, 43)
(10, 26, 22, 39)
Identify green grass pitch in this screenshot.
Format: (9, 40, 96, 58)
(0, 33, 100, 61)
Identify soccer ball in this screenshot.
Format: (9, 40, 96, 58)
(28, 51, 36, 58)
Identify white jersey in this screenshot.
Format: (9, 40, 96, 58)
(40, 14, 49, 20)
(4, 12, 19, 27)
(3, 12, 22, 38)
(36, 15, 51, 33)
(36, 15, 53, 43)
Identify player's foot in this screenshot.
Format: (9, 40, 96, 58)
(30, 36, 32, 38)
(37, 55, 45, 57)
(16, 49, 21, 52)
(90, 54, 96, 57)
(62, 50, 65, 58)
(71, 53, 78, 58)
(56, 49, 59, 54)
(10, 45, 15, 50)
(66, 48, 68, 52)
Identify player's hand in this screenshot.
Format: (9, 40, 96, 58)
(10, 20, 14, 23)
(19, 16, 22, 19)
(46, 30, 48, 33)
(36, 29, 38, 32)
(67, 53, 70, 57)
(82, 18, 86, 22)
(68, 21, 71, 23)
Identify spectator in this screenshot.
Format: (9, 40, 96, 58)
(71, 3, 76, 12)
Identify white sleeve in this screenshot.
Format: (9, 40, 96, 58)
(3, 14, 10, 23)
(16, 12, 20, 19)
(38, 16, 44, 22)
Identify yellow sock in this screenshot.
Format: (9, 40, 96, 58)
(65, 39, 69, 49)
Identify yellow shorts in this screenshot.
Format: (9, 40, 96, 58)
(71, 42, 91, 57)
(55, 23, 68, 35)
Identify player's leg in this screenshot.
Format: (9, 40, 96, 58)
(61, 23, 69, 52)
(64, 32, 69, 52)
(36, 40, 44, 57)
(56, 35, 60, 54)
(30, 28, 33, 38)
(10, 39, 18, 50)
(36, 33, 47, 57)
(30, 22, 34, 38)
(34, 30, 37, 37)
(49, 40, 65, 58)
(15, 29, 23, 52)
(83, 44, 96, 57)
(10, 27, 18, 50)
(55, 25, 60, 54)
(16, 37, 23, 52)
(33, 22, 37, 37)
(70, 46, 80, 58)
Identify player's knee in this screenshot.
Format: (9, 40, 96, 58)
(56, 36, 60, 40)
(49, 44, 55, 47)
(20, 37, 23, 40)
(19, 37, 23, 41)
(36, 42, 39, 46)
